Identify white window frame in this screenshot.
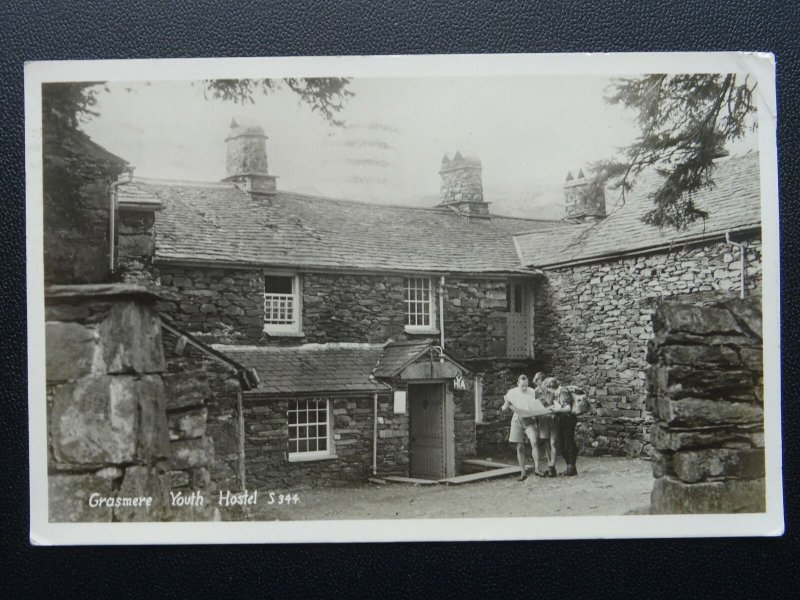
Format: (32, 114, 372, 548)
(403, 276, 437, 333)
(263, 272, 302, 336)
(287, 398, 336, 462)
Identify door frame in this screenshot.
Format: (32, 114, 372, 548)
(407, 381, 456, 479)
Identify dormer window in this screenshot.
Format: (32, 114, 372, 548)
(264, 273, 302, 335)
(404, 276, 437, 333)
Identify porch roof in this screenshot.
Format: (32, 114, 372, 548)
(212, 343, 389, 395)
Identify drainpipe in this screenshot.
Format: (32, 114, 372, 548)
(372, 392, 378, 476)
(725, 231, 748, 299)
(438, 275, 446, 350)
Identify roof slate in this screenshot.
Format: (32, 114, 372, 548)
(372, 340, 433, 378)
(120, 179, 562, 273)
(212, 343, 388, 395)
(514, 152, 762, 267)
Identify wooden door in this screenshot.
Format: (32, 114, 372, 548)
(408, 384, 447, 480)
(507, 282, 530, 358)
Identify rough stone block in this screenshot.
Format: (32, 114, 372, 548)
(651, 475, 765, 514)
(46, 321, 98, 382)
(168, 407, 209, 441)
(650, 422, 764, 452)
(45, 303, 92, 323)
(654, 396, 763, 428)
(655, 365, 756, 401)
(99, 300, 165, 374)
(114, 466, 169, 522)
(652, 303, 748, 345)
(654, 345, 741, 368)
(136, 375, 170, 461)
(672, 448, 764, 483)
(50, 375, 139, 465)
(48, 470, 117, 522)
(117, 234, 155, 257)
(651, 450, 673, 478)
(169, 436, 214, 470)
(168, 470, 191, 488)
(723, 296, 762, 339)
(163, 371, 211, 410)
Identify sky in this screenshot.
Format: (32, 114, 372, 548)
(81, 76, 759, 218)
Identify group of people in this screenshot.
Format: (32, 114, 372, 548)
(501, 372, 579, 481)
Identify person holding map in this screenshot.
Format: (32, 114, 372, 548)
(501, 373, 551, 480)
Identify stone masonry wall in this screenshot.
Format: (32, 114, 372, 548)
(150, 265, 530, 458)
(243, 393, 403, 488)
(162, 326, 246, 495)
(647, 296, 764, 513)
(533, 238, 762, 458)
(46, 286, 172, 522)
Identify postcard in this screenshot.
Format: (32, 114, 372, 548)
(26, 52, 782, 544)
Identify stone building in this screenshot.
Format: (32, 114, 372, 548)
(113, 121, 562, 486)
(110, 120, 763, 486)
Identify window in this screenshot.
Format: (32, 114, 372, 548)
(404, 277, 436, 331)
(264, 274, 301, 335)
(506, 283, 523, 313)
(288, 398, 334, 460)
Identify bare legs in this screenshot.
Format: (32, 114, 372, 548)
(515, 443, 528, 480)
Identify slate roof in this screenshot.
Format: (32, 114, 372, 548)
(514, 152, 762, 267)
(372, 340, 433, 378)
(213, 343, 389, 395)
(117, 178, 563, 273)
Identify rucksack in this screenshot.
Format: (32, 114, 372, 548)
(564, 385, 592, 415)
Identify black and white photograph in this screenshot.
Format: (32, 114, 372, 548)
(25, 53, 782, 544)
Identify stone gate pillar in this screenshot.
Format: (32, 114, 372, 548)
(646, 296, 765, 513)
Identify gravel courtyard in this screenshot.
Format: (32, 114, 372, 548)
(235, 456, 653, 521)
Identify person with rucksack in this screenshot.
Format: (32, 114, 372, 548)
(549, 383, 591, 476)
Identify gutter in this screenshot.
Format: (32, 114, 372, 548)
(152, 257, 541, 278)
(533, 226, 761, 270)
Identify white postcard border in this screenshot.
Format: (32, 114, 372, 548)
(26, 51, 783, 545)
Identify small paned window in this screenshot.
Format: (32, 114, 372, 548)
(264, 274, 301, 334)
(288, 398, 332, 459)
(404, 277, 435, 330)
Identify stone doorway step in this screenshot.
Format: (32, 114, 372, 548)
(371, 460, 531, 486)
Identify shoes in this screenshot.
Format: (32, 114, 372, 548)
(534, 469, 546, 477)
(564, 465, 578, 476)
(547, 466, 557, 478)
(517, 473, 528, 482)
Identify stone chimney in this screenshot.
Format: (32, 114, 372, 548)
(438, 152, 491, 219)
(563, 168, 606, 222)
(222, 119, 277, 196)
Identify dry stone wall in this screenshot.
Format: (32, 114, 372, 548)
(533, 238, 762, 458)
(647, 296, 765, 513)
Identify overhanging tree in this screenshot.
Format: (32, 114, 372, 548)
(590, 74, 758, 230)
